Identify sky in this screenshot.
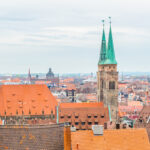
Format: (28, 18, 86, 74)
(0, 0, 150, 74)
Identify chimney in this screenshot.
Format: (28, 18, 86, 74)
(70, 126, 76, 132)
(64, 126, 71, 150)
(92, 125, 103, 135)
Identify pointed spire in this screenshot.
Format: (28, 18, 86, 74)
(98, 20, 107, 65)
(28, 68, 31, 80)
(105, 17, 117, 64)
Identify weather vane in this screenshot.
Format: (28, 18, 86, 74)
(109, 16, 111, 24)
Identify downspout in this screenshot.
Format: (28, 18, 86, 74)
(108, 105, 112, 122)
(57, 105, 59, 124)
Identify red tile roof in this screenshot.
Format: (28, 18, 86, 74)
(59, 102, 104, 108)
(71, 128, 150, 150)
(0, 84, 58, 116)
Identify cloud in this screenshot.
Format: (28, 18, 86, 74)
(0, 0, 150, 73)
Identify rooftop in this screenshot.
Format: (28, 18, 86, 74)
(71, 128, 150, 150)
(0, 84, 58, 116)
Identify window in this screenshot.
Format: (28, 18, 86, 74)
(81, 122, 85, 125)
(94, 116, 97, 118)
(101, 80, 104, 88)
(60, 116, 64, 119)
(88, 122, 92, 125)
(95, 122, 98, 125)
(88, 116, 91, 118)
(75, 116, 78, 118)
(68, 116, 71, 118)
(101, 115, 104, 118)
(42, 110, 44, 115)
(109, 81, 115, 89)
(29, 110, 31, 115)
(75, 122, 79, 125)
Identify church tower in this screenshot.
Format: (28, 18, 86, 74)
(97, 19, 118, 121)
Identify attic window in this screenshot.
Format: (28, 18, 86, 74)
(51, 110, 53, 114)
(81, 122, 85, 125)
(42, 110, 44, 115)
(44, 99, 48, 102)
(38, 93, 41, 96)
(31, 100, 35, 102)
(32, 106, 36, 108)
(95, 122, 98, 125)
(29, 110, 31, 115)
(101, 115, 104, 118)
(12, 94, 16, 96)
(75, 122, 79, 125)
(60, 116, 64, 119)
(88, 122, 92, 125)
(7, 100, 11, 103)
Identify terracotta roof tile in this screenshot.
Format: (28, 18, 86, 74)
(59, 102, 104, 108)
(71, 128, 150, 150)
(0, 84, 58, 116)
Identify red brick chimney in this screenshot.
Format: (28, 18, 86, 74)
(64, 126, 71, 150)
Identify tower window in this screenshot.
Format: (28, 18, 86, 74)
(101, 80, 105, 88)
(109, 81, 115, 89)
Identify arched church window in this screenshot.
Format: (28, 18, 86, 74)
(109, 81, 115, 89)
(101, 80, 105, 88)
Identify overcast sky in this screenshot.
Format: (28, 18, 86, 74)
(0, 0, 150, 74)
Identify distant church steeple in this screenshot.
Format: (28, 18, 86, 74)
(97, 17, 118, 121)
(28, 68, 31, 81)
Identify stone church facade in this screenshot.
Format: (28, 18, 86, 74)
(97, 21, 118, 121)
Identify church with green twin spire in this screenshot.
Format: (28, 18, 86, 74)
(97, 18, 118, 121)
(98, 20, 117, 65)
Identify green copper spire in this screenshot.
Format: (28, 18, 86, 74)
(105, 17, 117, 64)
(98, 20, 107, 65)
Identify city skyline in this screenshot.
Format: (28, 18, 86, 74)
(0, 0, 150, 74)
